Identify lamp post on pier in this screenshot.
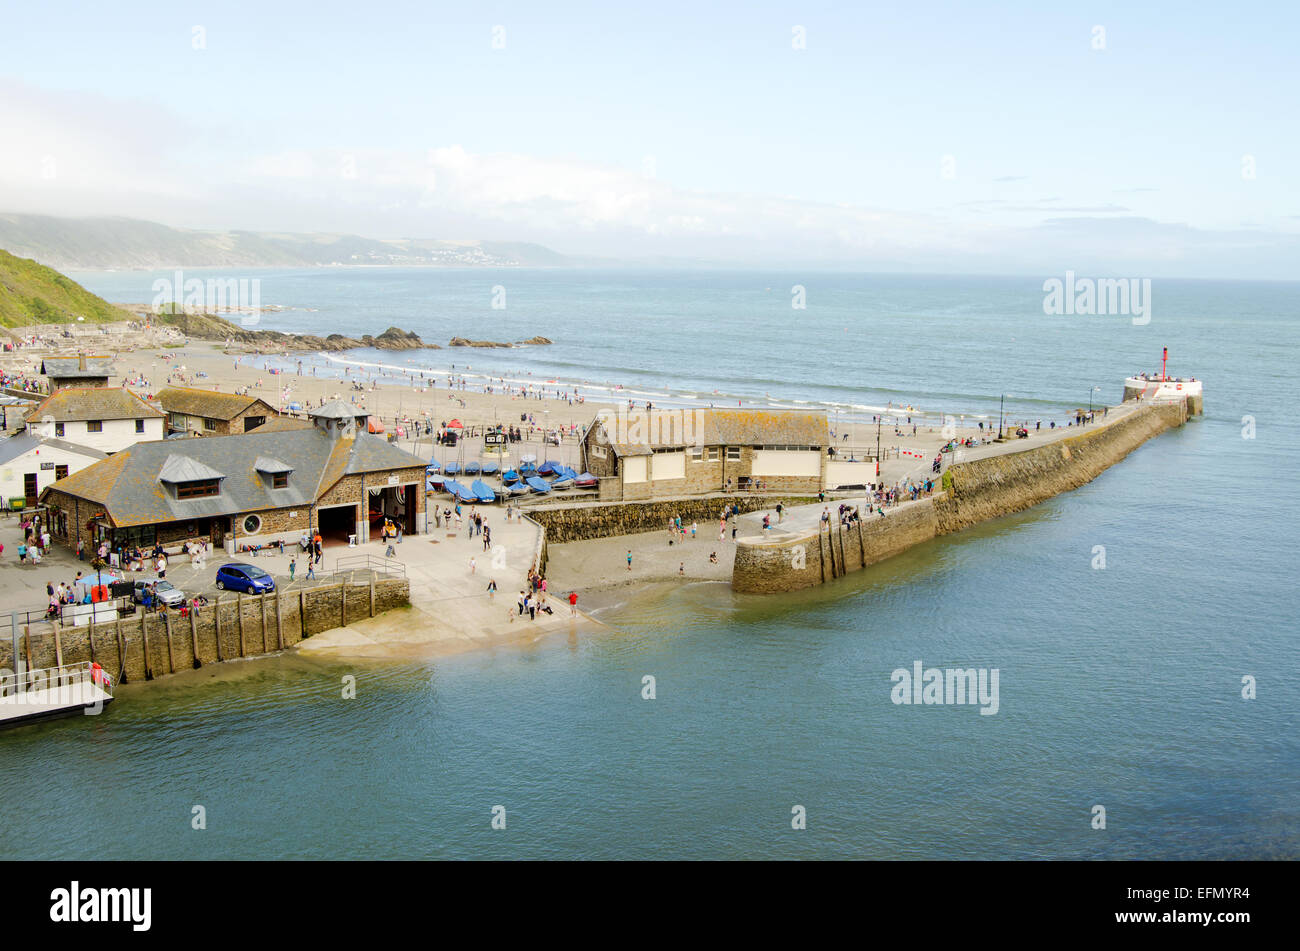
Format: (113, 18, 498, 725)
(1088, 386, 1101, 422)
(997, 394, 1005, 440)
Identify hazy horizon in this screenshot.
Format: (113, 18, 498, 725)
(3, 2, 1298, 279)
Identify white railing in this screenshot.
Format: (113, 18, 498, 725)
(0, 660, 115, 701)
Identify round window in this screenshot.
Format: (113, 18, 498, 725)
(243, 514, 262, 535)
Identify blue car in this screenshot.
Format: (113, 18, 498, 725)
(215, 563, 276, 594)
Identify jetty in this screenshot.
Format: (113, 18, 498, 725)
(0, 661, 114, 728)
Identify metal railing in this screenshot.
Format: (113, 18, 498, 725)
(331, 554, 406, 579)
(0, 660, 114, 700)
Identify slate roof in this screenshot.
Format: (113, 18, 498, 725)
(25, 387, 165, 423)
(0, 432, 108, 465)
(41, 357, 113, 380)
(246, 416, 312, 434)
(42, 426, 427, 527)
(591, 408, 830, 456)
(313, 399, 367, 420)
(159, 386, 276, 421)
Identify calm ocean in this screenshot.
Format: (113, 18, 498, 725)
(3, 268, 1296, 859)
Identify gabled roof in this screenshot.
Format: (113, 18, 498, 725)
(311, 399, 367, 420)
(25, 387, 165, 423)
(158, 454, 225, 483)
(0, 432, 108, 466)
(41, 426, 427, 527)
(246, 416, 312, 434)
(254, 456, 293, 474)
(158, 386, 275, 421)
(591, 408, 830, 456)
(41, 356, 113, 379)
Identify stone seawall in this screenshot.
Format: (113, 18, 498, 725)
(1, 578, 410, 683)
(733, 401, 1187, 593)
(527, 495, 818, 544)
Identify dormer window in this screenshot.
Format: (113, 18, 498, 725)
(255, 456, 294, 489)
(176, 479, 220, 499)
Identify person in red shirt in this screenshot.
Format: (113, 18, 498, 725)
(568, 591, 578, 616)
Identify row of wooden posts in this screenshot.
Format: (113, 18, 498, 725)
(20, 578, 385, 683)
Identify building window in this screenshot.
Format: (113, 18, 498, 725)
(244, 416, 266, 432)
(86, 420, 103, 433)
(706, 447, 720, 461)
(55, 464, 69, 480)
(726, 446, 741, 461)
(176, 479, 220, 499)
(591, 446, 607, 459)
(689, 446, 703, 461)
(272, 472, 289, 489)
(54, 422, 64, 437)
(243, 514, 262, 534)
(135, 419, 145, 433)
(204, 417, 217, 431)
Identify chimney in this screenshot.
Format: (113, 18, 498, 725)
(78, 353, 87, 371)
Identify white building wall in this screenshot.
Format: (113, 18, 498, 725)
(752, 450, 822, 477)
(622, 456, 648, 484)
(0, 444, 104, 500)
(28, 416, 164, 454)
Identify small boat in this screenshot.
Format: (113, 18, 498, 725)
(537, 461, 557, 477)
(525, 476, 551, 493)
(471, 479, 496, 503)
(480, 462, 500, 476)
(454, 482, 477, 504)
(519, 453, 537, 464)
(551, 474, 574, 489)
(427, 475, 445, 490)
(519, 462, 537, 475)
(444, 462, 460, 476)
(508, 482, 529, 495)
(502, 469, 520, 485)
(574, 471, 598, 488)
(463, 462, 480, 476)
(427, 460, 441, 473)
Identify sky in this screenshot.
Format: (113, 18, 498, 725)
(1, 0, 1297, 277)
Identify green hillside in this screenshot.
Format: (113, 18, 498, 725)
(0, 248, 129, 328)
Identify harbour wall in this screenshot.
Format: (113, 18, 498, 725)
(1, 578, 410, 683)
(526, 494, 818, 544)
(733, 401, 1188, 593)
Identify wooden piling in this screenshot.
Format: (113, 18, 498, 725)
(259, 594, 268, 653)
(214, 596, 224, 661)
(237, 594, 246, 657)
(340, 583, 347, 628)
(164, 613, 176, 674)
(274, 592, 284, 650)
(299, 589, 307, 639)
(53, 625, 64, 668)
(190, 608, 202, 668)
(139, 612, 153, 680)
(370, 577, 376, 618)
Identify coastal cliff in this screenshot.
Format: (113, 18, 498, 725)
(732, 401, 1189, 594)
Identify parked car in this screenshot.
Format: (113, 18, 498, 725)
(133, 577, 185, 607)
(215, 563, 276, 594)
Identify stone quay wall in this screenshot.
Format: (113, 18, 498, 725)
(733, 401, 1188, 593)
(1, 578, 410, 684)
(526, 494, 819, 544)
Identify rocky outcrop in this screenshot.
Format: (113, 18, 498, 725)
(448, 335, 554, 348)
(157, 312, 440, 351)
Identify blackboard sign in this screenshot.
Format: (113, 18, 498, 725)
(484, 433, 506, 445)
(40, 462, 55, 470)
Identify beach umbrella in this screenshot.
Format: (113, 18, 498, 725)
(448, 419, 464, 429)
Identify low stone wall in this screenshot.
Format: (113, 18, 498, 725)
(1, 578, 410, 683)
(733, 401, 1187, 593)
(527, 494, 819, 544)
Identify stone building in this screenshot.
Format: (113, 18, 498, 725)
(41, 354, 113, 390)
(40, 402, 426, 555)
(24, 387, 166, 454)
(581, 407, 830, 500)
(159, 386, 281, 436)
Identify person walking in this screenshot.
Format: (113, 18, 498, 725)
(487, 579, 497, 599)
(289, 556, 296, 581)
(568, 591, 578, 616)
(626, 550, 633, 571)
